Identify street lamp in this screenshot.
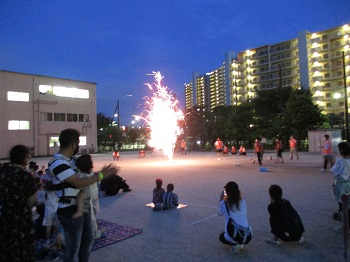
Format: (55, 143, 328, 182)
(342, 51, 349, 142)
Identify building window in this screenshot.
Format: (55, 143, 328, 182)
(326, 93, 331, 98)
(338, 81, 343, 86)
(337, 71, 343, 76)
(39, 85, 89, 99)
(49, 136, 59, 147)
(325, 73, 330, 78)
(323, 54, 329, 59)
(80, 136, 87, 146)
(67, 113, 78, 122)
(49, 136, 86, 147)
(323, 44, 328, 49)
(8, 120, 30, 130)
(7, 91, 29, 102)
(40, 112, 53, 121)
(335, 41, 341, 47)
(79, 114, 89, 122)
(39, 85, 53, 95)
(54, 113, 66, 122)
(340, 102, 344, 106)
(324, 64, 329, 69)
(325, 83, 331, 87)
(326, 103, 331, 108)
(322, 35, 328, 40)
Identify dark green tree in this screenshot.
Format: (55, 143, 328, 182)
(284, 89, 326, 139)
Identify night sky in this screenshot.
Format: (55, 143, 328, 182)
(1, 1, 350, 124)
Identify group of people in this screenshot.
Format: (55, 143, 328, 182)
(253, 135, 300, 166)
(218, 181, 305, 254)
(152, 178, 179, 211)
(214, 138, 247, 160)
(0, 129, 130, 262)
(2, 129, 347, 260)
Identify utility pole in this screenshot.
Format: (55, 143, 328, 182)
(342, 51, 349, 142)
(112, 99, 120, 127)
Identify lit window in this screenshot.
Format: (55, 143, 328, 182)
(39, 85, 53, 94)
(52, 86, 89, 99)
(76, 89, 89, 99)
(7, 91, 29, 102)
(53, 86, 67, 97)
(80, 136, 87, 146)
(49, 136, 59, 147)
(8, 120, 30, 130)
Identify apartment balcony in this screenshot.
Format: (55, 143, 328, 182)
(311, 37, 321, 44)
(312, 76, 323, 82)
(311, 47, 321, 53)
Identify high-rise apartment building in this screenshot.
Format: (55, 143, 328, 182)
(185, 23, 350, 117)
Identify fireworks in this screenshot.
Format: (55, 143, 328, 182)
(143, 71, 184, 160)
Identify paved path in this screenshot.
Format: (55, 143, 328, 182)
(33, 151, 348, 262)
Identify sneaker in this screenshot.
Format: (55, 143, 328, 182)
(123, 188, 132, 192)
(290, 158, 293, 160)
(265, 237, 281, 245)
(297, 236, 305, 244)
(231, 244, 241, 254)
(297, 157, 299, 160)
(320, 168, 326, 172)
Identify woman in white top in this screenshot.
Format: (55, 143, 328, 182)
(218, 181, 251, 254)
(330, 142, 350, 224)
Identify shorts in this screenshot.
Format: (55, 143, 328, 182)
(42, 206, 58, 227)
(217, 149, 223, 153)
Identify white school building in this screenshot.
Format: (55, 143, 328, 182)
(0, 70, 97, 159)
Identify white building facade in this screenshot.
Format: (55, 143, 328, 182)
(0, 70, 97, 159)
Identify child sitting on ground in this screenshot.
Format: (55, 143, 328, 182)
(266, 184, 305, 245)
(163, 183, 179, 210)
(153, 178, 165, 211)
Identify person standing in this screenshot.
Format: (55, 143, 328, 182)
(330, 142, 350, 231)
(254, 137, 264, 166)
(275, 137, 284, 163)
(320, 134, 335, 172)
(289, 135, 299, 160)
(215, 138, 224, 160)
(0, 145, 37, 262)
(47, 129, 116, 262)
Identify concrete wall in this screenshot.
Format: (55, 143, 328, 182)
(0, 70, 97, 159)
(308, 129, 342, 154)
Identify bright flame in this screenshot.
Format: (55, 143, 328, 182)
(143, 72, 184, 160)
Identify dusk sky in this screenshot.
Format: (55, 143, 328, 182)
(1, 1, 350, 125)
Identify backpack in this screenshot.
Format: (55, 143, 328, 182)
(225, 202, 252, 244)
